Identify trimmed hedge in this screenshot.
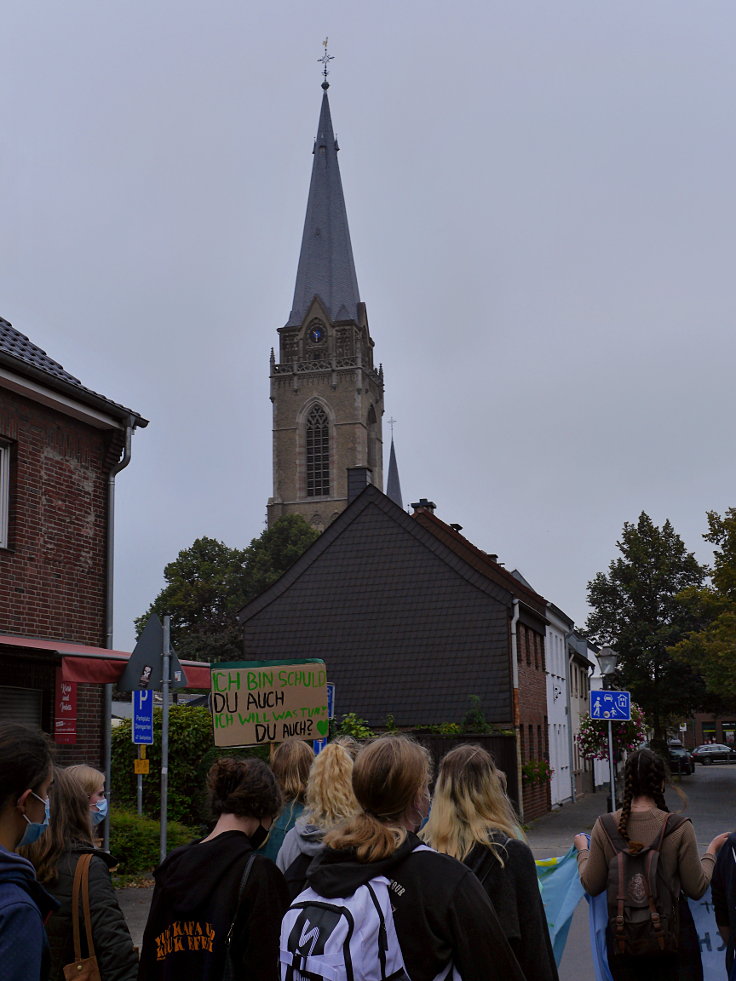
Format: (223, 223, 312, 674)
(111, 705, 268, 826)
(110, 809, 196, 876)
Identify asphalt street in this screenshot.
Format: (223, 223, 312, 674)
(117, 763, 736, 972)
(526, 763, 736, 980)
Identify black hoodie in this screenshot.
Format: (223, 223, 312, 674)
(138, 830, 289, 981)
(306, 833, 527, 981)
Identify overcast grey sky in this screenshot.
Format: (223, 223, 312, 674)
(2, 2, 735, 652)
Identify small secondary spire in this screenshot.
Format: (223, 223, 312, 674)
(318, 37, 334, 89)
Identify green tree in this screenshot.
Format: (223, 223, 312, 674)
(136, 516, 320, 663)
(585, 512, 707, 743)
(671, 508, 736, 702)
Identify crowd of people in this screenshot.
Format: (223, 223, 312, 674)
(1, 723, 735, 981)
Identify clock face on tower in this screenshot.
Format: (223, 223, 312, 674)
(308, 324, 325, 344)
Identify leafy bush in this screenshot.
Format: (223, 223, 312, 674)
(334, 713, 374, 739)
(110, 809, 196, 877)
(462, 695, 493, 733)
(111, 705, 268, 826)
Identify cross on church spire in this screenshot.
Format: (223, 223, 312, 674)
(318, 37, 334, 89)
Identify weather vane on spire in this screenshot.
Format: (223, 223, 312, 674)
(318, 37, 334, 87)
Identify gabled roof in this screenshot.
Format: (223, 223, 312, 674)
(286, 86, 361, 328)
(237, 484, 517, 726)
(238, 484, 515, 623)
(0, 316, 147, 427)
(412, 509, 548, 620)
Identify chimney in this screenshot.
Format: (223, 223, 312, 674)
(411, 498, 437, 515)
(347, 466, 372, 503)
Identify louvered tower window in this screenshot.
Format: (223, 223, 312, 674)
(306, 405, 330, 496)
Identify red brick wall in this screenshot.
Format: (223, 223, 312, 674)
(0, 387, 120, 769)
(0, 388, 119, 644)
(517, 622, 551, 821)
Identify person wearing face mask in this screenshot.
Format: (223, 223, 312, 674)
(298, 734, 527, 981)
(20, 765, 138, 980)
(66, 763, 108, 834)
(138, 756, 289, 981)
(0, 721, 57, 981)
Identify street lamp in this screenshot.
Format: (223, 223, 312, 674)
(596, 647, 619, 811)
(597, 647, 618, 685)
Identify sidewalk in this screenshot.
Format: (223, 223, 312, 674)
(525, 786, 610, 859)
(116, 788, 610, 949)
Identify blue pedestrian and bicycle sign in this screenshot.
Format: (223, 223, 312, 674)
(132, 689, 154, 744)
(590, 690, 631, 721)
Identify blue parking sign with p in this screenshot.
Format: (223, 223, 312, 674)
(590, 690, 631, 721)
(132, 689, 154, 745)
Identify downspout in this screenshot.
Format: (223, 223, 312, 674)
(103, 419, 134, 850)
(564, 637, 577, 804)
(510, 599, 523, 821)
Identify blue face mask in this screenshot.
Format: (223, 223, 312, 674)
(19, 792, 50, 846)
(91, 798, 108, 826)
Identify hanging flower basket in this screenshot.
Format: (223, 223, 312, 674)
(576, 702, 648, 761)
(521, 759, 554, 785)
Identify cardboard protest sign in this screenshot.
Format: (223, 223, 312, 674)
(210, 659, 327, 747)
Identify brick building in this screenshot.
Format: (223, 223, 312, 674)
(267, 80, 384, 531)
(239, 480, 551, 820)
(0, 316, 147, 765)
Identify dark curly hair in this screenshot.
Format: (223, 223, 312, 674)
(618, 748, 668, 841)
(207, 757, 282, 820)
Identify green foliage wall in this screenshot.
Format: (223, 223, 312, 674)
(111, 705, 267, 827)
(110, 810, 195, 877)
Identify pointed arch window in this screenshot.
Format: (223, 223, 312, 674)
(306, 405, 330, 497)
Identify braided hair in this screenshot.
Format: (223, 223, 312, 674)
(617, 748, 668, 842)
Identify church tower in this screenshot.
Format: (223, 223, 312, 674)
(267, 74, 384, 530)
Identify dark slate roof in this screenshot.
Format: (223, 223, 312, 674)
(412, 510, 548, 620)
(238, 485, 517, 728)
(0, 316, 148, 427)
(386, 437, 403, 509)
(286, 88, 361, 327)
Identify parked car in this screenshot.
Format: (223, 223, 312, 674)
(691, 743, 736, 765)
(668, 745, 695, 775)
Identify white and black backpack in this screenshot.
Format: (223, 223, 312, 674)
(279, 846, 458, 981)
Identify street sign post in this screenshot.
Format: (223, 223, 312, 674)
(132, 689, 154, 817)
(590, 690, 631, 811)
(590, 690, 631, 721)
(313, 682, 335, 755)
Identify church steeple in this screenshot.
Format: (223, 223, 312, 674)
(287, 87, 361, 327)
(267, 62, 384, 531)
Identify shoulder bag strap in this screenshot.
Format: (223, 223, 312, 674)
(71, 853, 96, 962)
(222, 852, 257, 981)
(70, 854, 84, 964)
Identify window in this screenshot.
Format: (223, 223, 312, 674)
(306, 405, 330, 497)
(0, 442, 9, 548)
(366, 405, 377, 472)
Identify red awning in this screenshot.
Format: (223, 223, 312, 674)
(0, 634, 211, 688)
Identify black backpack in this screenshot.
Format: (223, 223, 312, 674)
(599, 812, 688, 958)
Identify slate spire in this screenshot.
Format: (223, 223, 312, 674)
(287, 84, 361, 327)
(386, 435, 403, 510)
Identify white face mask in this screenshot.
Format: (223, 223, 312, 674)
(91, 798, 108, 826)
